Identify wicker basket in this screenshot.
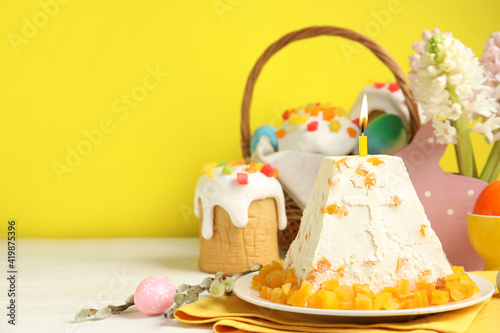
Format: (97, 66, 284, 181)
(240, 26, 421, 249)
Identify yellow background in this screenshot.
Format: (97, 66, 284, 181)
(0, 0, 499, 237)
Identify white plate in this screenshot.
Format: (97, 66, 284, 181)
(233, 272, 495, 323)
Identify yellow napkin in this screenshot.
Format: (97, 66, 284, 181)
(175, 271, 499, 333)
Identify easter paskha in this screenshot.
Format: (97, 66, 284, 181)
(252, 155, 479, 310)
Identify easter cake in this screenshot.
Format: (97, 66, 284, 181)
(195, 160, 287, 274)
(252, 155, 479, 310)
(276, 104, 360, 156)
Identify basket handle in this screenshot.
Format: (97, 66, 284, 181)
(241, 26, 420, 159)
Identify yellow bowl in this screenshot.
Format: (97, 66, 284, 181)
(467, 213, 500, 271)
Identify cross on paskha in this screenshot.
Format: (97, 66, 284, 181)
(343, 188, 395, 259)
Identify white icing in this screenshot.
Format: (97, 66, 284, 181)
(284, 155, 452, 293)
(194, 165, 287, 239)
(278, 110, 359, 155)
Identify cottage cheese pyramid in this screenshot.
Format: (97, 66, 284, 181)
(283, 155, 453, 293)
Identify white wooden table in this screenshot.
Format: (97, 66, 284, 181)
(0, 238, 214, 333)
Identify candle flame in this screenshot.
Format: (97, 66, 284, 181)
(360, 94, 368, 134)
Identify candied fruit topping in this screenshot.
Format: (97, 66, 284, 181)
(282, 110, 291, 120)
(364, 173, 377, 189)
(388, 82, 400, 92)
(334, 158, 349, 171)
(227, 159, 245, 167)
(202, 162, 217, 178)
(253, 263, 478, 310)
(307, 121, 319, 131)
(307, 258, 332, 281)
(328, 178, 335, 187)
(260, 164, 275, 177)
(275, 128, 286, 138)
(236, 172, 248, 185)
(222, 164, 235, 175)
(431, 290, 449, 305)
(288, 113, 308, 125)
(367, 157, 384, 166)
(245, 161, 256, 173)
(336, 265, 347, 278)
(323, 107, 336, 121)
(321, 204, 349, 217)
(305, 105, 321, 116)
(329, 119, 341, 132)
(356, 164, 368, 177)
(334, 108, 348, 117)
(420, 224, 427, 237)
(272, 168, 279, 178)
(316, 257, 332, 273)
(347, 127, 357, 138)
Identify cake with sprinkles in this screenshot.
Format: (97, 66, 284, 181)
(276, 104, 360, 155)
(251, 155, 479, 310)
(195, 160, 287, 274)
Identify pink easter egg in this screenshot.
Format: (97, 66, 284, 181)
(134, 275, 175, 315)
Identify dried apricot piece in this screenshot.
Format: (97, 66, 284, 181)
(334, 158, 349, 171)
(321, 204, 349, 217)
(335, 285, 355, 304)
(420, 225, 427, 237)
(251, 274, 265, 290)
(308, 291, 323, 308)
(384, 298, 401, 310)
(364, 173, 376, 189)
(367, 157, 384, 166)
(355, 294, 372, 310)
(415, 289, 429, 307)
(356, 164, 368, 177)
(431, 290, 450, 305)
(321, 290, 339, 309)
(316, 257, 332, 273)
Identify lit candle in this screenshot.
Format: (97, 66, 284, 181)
(358, 94, 368, 157)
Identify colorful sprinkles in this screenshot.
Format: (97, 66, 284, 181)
(276, 103, 358, 138)
(307, 121, 318, 132)
(201, 160, 279, 185)
(237, 172, 248, 185)
(373, 82, 400, 92)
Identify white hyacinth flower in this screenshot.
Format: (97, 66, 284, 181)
(472, 116, 500, 144)
(409, 30, 496, 144)
(432, 118, 457, 144)
(479, 32, 500, 143)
